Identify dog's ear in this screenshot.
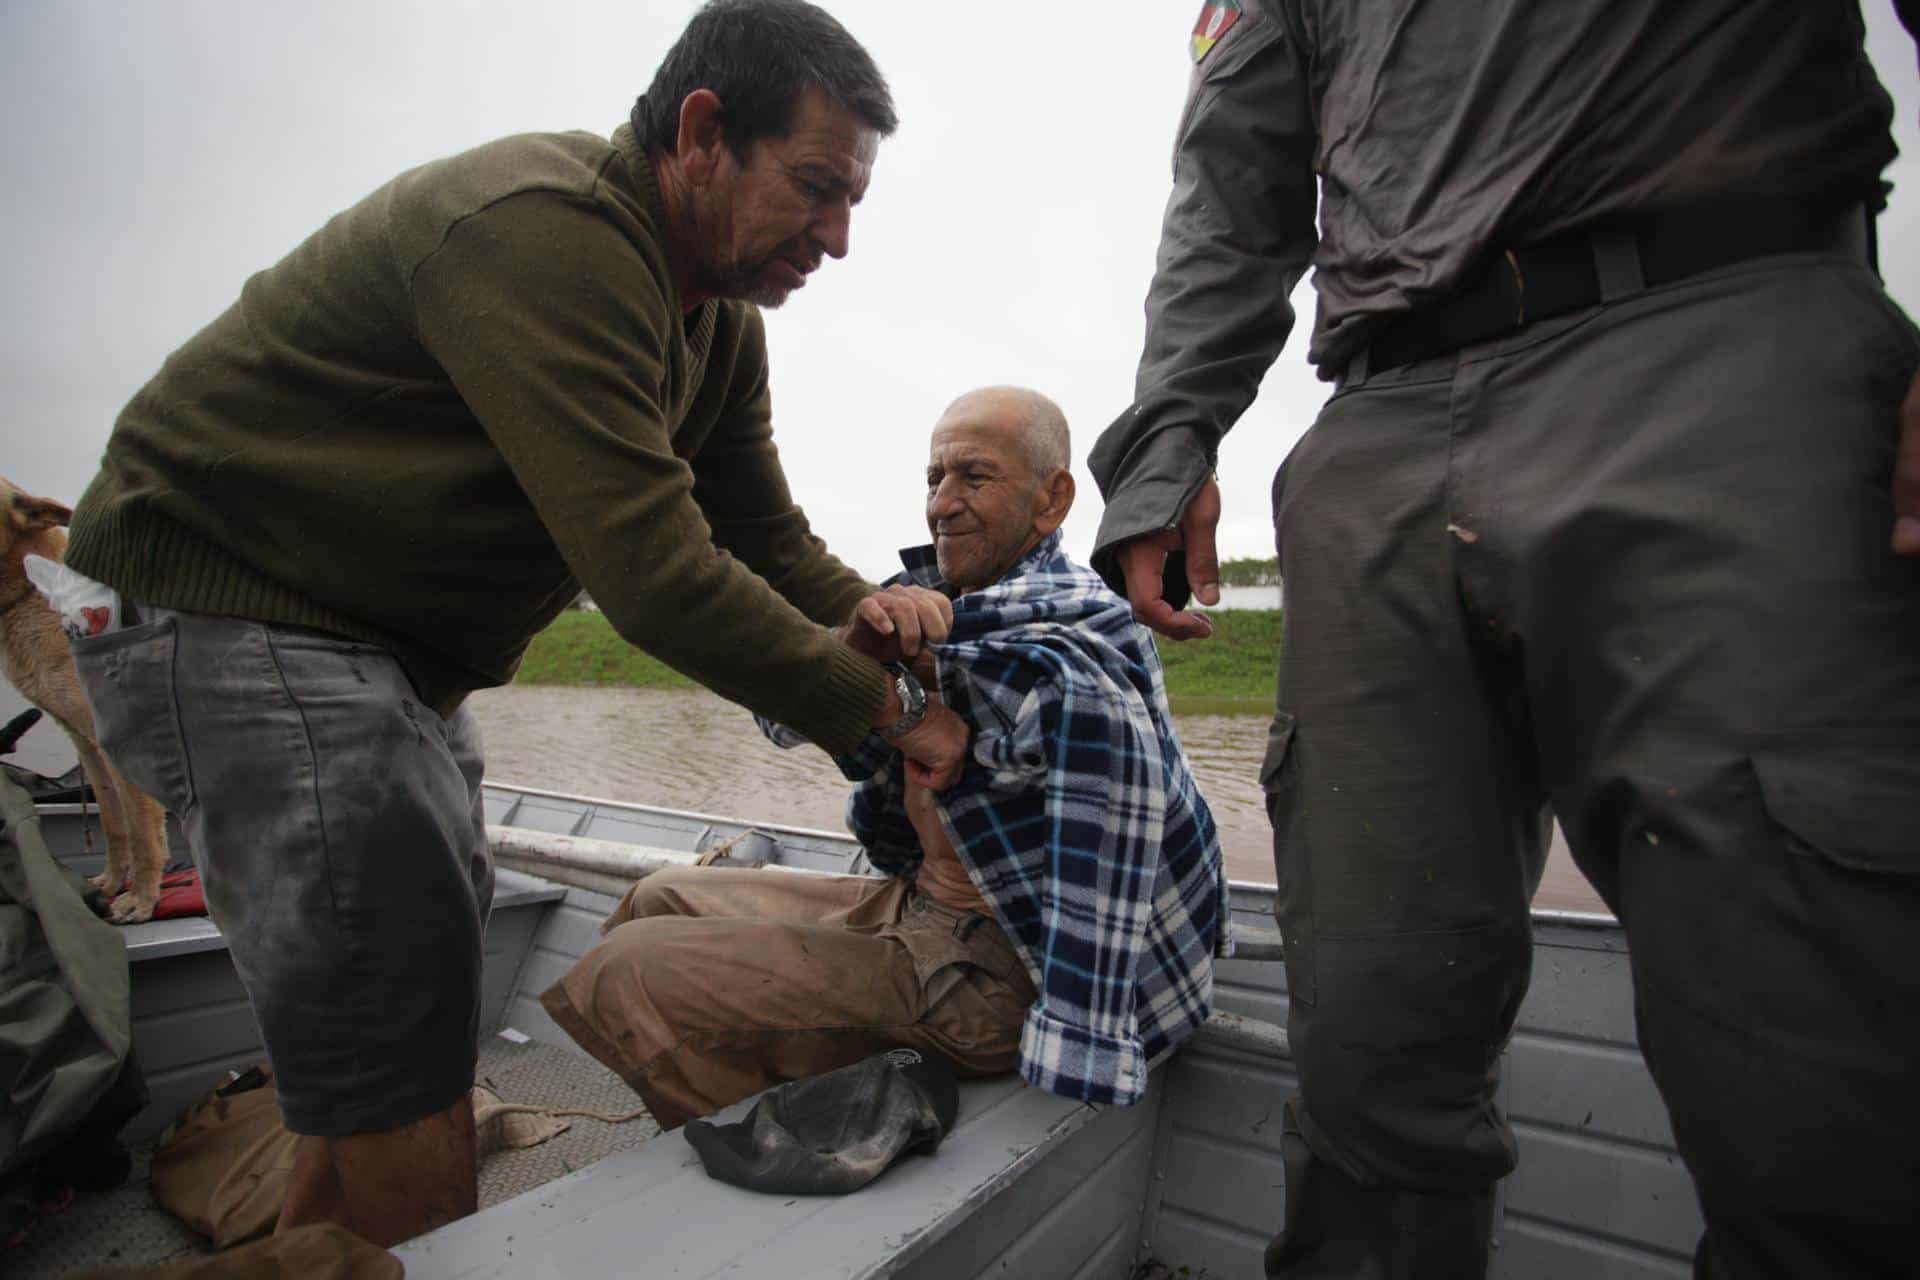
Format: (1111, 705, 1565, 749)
(10, 494, 74, 531)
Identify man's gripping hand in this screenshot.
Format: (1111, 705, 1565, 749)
(888, 702, 970, 791)
(1116, 476, 1222, 641)
(1894, 372, 1920, 556)
(841, 585, 954, 662)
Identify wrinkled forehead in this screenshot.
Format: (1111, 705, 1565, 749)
(762, 91, 880, 195)
(927, 419, 1026, 471)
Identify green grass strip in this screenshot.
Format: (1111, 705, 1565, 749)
(515, 607, 1281, 707)
(513, 610, 698, 690)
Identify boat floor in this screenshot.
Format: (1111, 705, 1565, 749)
(9, 1035, 660, 1278)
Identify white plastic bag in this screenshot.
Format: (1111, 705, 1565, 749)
(21, 554, 124, 640)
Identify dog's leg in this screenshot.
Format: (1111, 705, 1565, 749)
(24, 654, 166, 924)
(113, 765, 168, 924)
(78, 743, 163, 924)
(71, 734, 131, 897)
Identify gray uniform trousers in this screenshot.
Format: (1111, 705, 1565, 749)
(1264, 248, 1920, 1278)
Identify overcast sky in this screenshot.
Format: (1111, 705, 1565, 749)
(4, 2, 1919, 579)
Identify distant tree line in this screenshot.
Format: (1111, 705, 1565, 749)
(1219, 557, 1280, 587)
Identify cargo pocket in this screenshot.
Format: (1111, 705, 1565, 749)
(1261, 711, 1315, 1005)
(69, 615, 196, 818)
(1258, 711, 1297, 793)
(1753, 735, 1920, 876)
(902, 908, 1024, 1004)
(907, 915, 1030, 1072)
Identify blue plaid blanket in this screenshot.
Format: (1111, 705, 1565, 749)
(763, 532, 1231, 1106)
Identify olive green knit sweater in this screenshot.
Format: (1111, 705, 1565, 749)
(66, 123, 887, 752)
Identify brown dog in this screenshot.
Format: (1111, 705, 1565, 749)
(0, 478, 168, 922)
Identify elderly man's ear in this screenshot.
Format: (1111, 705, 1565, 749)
(1033, 468, 1075, 536)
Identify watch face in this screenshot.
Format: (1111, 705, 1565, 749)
(885, 667, 926, 737)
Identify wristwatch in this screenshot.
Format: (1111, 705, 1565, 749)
(877, 662, 929, 739)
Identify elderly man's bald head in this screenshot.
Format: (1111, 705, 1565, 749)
(936, 386, 1071, 480)
(925, 386, 1076, 589)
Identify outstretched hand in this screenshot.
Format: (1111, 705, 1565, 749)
(1115, 477, 1222, 640)
(841, 585, 954, 663)
(1894, 372, 1920, 556)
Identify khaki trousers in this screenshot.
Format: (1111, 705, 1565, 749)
(541, 867, 1035, 1130)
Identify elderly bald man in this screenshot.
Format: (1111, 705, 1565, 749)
(543, 388, 1232, 1125)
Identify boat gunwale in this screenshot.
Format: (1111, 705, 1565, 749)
(38, 782, 1629, 931)
(480, 777, 863, 845)
(479, 779, 1625, 931)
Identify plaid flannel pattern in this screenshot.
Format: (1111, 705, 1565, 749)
(762, 533, 1231, 1106)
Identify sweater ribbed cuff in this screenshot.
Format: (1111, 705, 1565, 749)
(805, 645, 892, 758)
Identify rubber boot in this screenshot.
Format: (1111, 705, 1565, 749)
(1265, 1099, 1494, 1280)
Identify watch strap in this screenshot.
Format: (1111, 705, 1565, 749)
(877, 663, 928, 739)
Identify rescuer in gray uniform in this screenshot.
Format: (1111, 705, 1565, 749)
(1091, 3, 1920, 1276)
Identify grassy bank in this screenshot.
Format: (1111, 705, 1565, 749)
(516, 608, 1280, 711)
(514, 610, 700, 690)
(1151, 610, 1278, 710)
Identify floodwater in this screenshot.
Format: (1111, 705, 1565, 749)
(468, 685, 1607, 915)
(1199, 584, 1283, 611)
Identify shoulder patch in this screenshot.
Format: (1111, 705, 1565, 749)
(1190, 0, 1244, 64)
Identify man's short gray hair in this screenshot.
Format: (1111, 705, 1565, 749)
(1019, 392, 1072, 478)
(966, 386, 1069, 477)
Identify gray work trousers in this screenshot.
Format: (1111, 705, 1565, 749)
(1263, 250, 1920, 1278)
(72, 610, 493, 1137)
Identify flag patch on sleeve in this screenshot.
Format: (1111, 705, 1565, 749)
(1191, 0, 1243, 63)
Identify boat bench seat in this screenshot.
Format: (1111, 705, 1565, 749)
(393, 1069, 1139, 1280)
(120, 913, 229, 964)
(117, 868, 567, 964)
(114, 868, 566, 1143)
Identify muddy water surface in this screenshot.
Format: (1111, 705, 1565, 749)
(467, 685, 1606, 914)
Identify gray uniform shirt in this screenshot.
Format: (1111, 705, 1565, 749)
(1090, 0, 1918, 589)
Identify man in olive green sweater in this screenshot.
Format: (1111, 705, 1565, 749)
(63, 0, 964, 1248)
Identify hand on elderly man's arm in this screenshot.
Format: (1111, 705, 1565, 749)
(839, 585, 967, 789)
(885, 701, 969, 791)
(839, 584, 953, 663)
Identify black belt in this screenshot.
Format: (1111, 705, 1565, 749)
(1362, 201, 1873, 378)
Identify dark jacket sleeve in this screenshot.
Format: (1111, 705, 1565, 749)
(1087, 0, 1319, 596)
